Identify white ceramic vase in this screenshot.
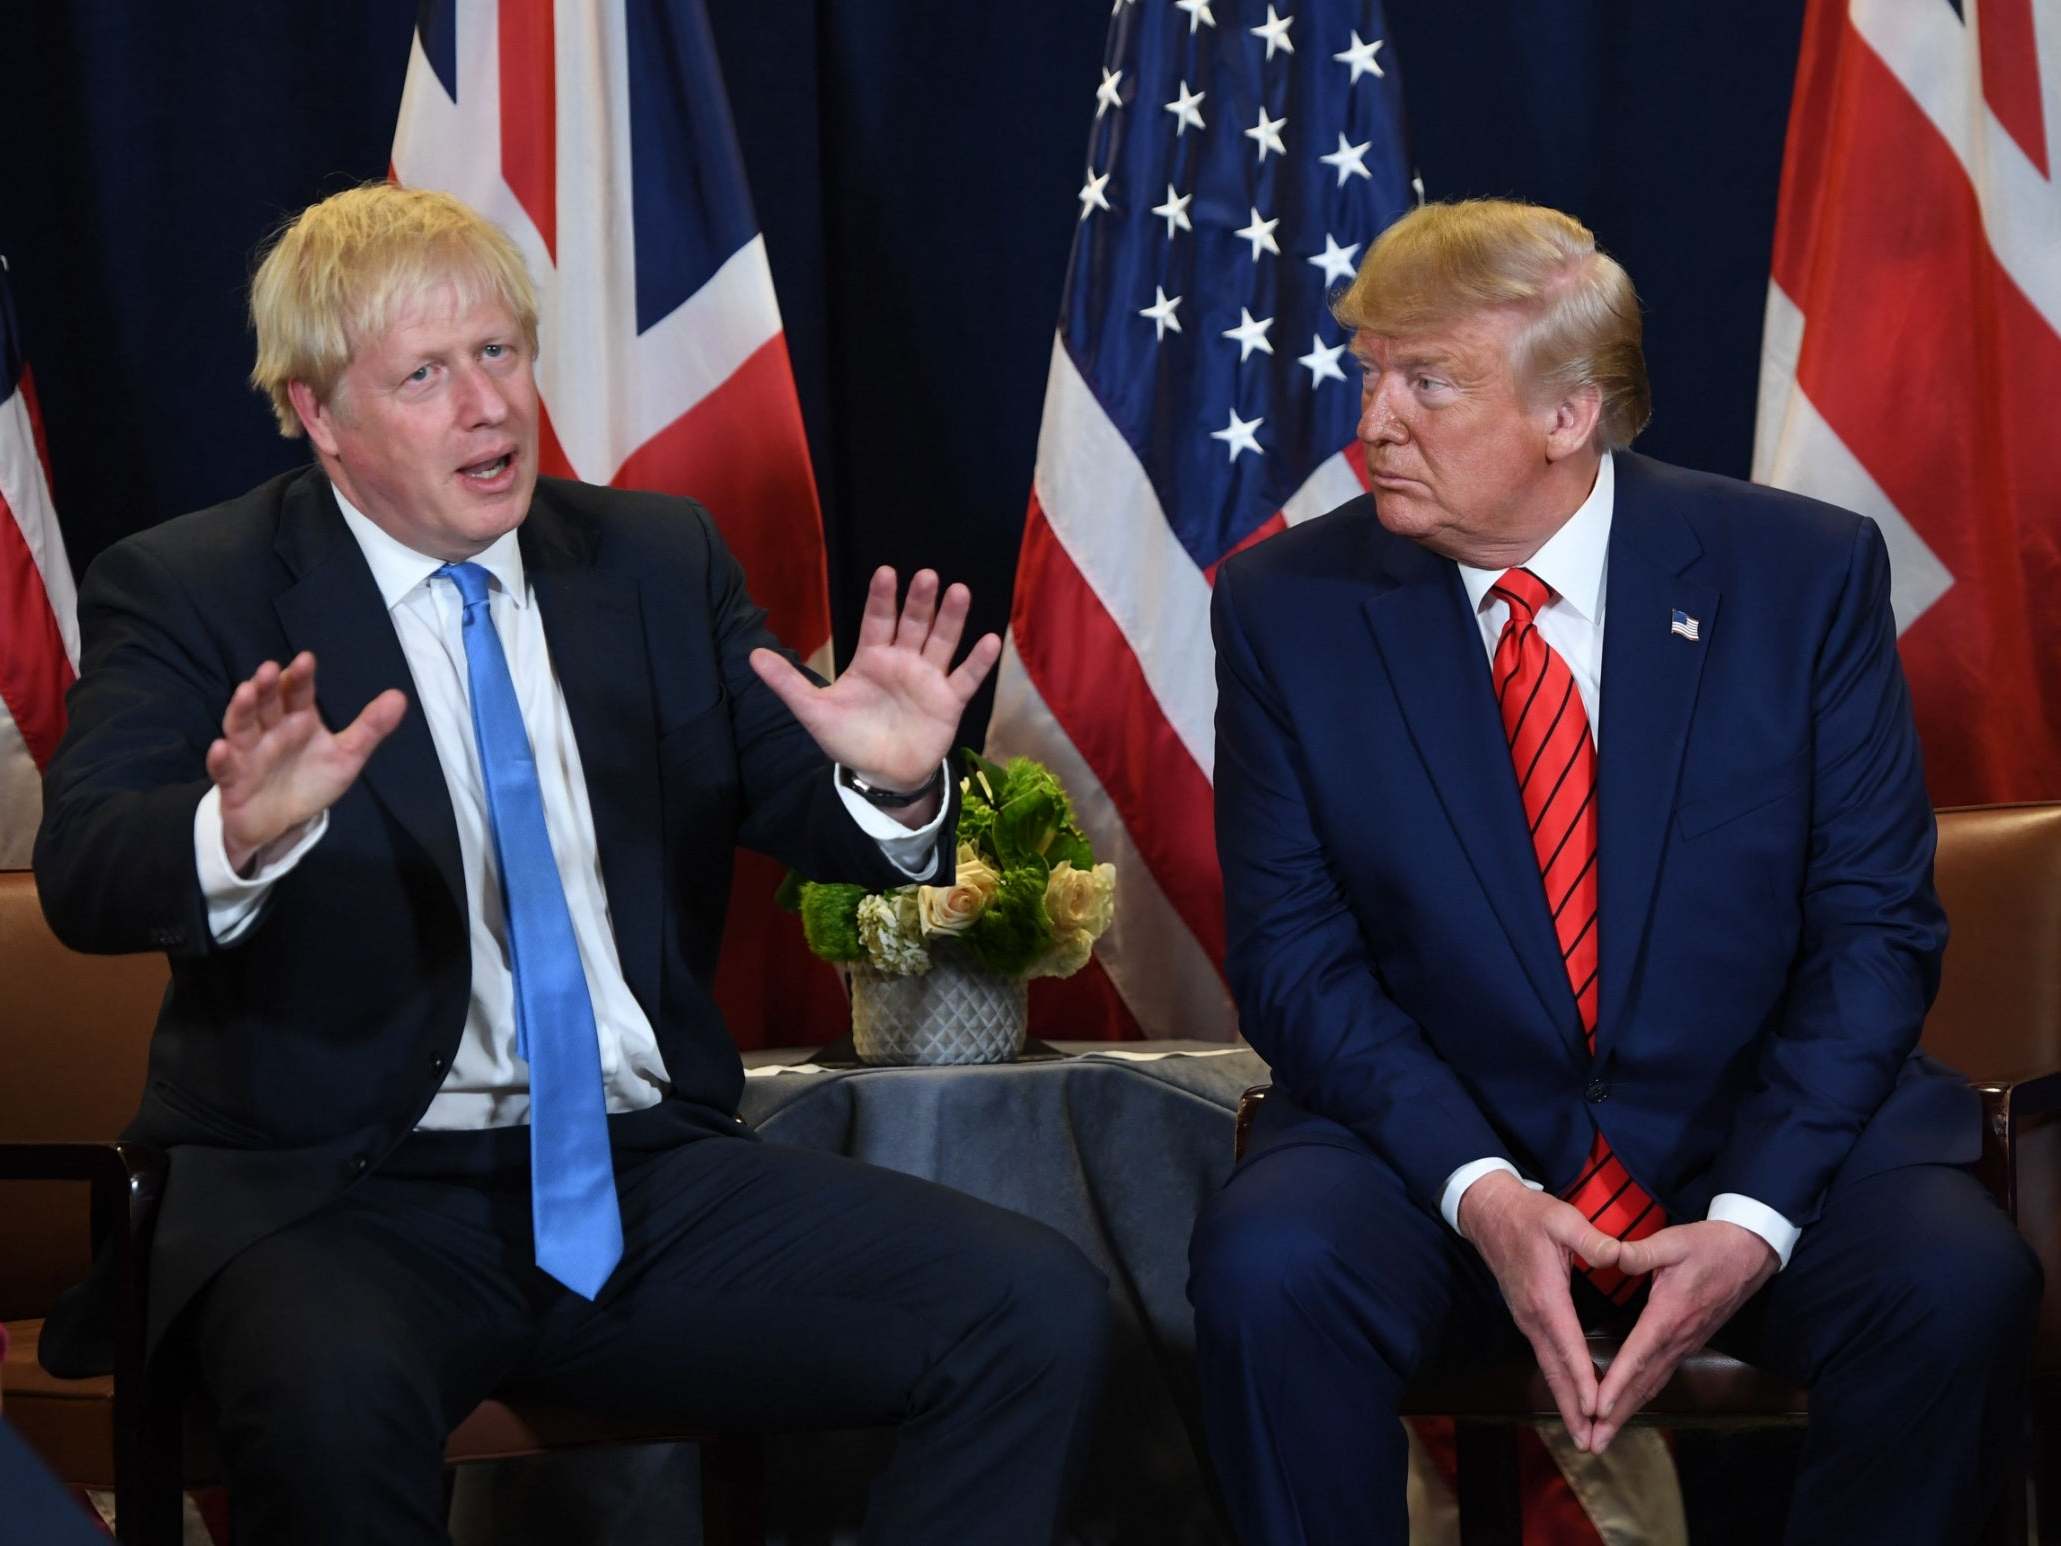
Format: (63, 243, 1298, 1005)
(848, 955, 1029, 1066)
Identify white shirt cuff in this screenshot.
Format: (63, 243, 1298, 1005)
(1440, 1156, 1540, 1234)
(1708, 1192, 1801, 1269)
(195, 786, 328, 944)
(832, 761, 951, 880)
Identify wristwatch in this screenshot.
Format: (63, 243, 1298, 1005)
(839, 763, 945, 810)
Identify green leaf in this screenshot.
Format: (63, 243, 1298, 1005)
(1046, 831, 1095, 874)
(992, 790, 1060, 870)
(961, 747, 1010, 811)
(773, 868, 807, 914)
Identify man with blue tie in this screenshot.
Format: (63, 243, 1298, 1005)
(1189, 199, 2039, 1545)
(34, 184, 1110, 1545)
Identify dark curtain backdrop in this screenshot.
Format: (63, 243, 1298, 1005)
(1, 0, 1804, 744)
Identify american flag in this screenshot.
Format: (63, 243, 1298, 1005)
(0, 257, 77, 867)
(986, 0, 1410, 1040)
(1754, 0, 2061, 805)
(392, 0, 847, 1049)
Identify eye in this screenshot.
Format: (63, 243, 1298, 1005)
(405, 364, 433, 385)
(482, 343, 506, 359)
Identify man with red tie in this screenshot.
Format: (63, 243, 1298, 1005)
(1189, 199, 2038, 1545)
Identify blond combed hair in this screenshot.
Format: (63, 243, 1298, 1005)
(248, 183, 540, 438)
(1334, 199, 1652, 449)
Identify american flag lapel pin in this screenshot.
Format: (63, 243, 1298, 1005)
(1670, 608, 1701, 642)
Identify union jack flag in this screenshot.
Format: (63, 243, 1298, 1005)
(986, 0, 1410, 1040)
(392, 0, 845, 1049)
(1755, 0, 2061, 804)
(0, 258, 76, 866)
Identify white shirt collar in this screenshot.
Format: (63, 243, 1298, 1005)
(1456, 450, 1614, 623)
(328, 482, 528, 612)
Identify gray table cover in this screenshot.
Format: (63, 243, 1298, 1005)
(451, 1042, 1265, 1546)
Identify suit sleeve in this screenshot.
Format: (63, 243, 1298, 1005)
(34, 537, 225, 957)
(692, 506, 954, 890)
(1705, 517, 1945, 1223)
(1213, 562, 1514, 1209)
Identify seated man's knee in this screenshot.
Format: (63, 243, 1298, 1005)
(1838, 1194, 2042, 1370)
(955, 1210, 1112, 1391)
(1190, 1200, 1424, 1383)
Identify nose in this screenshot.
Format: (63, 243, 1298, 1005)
(453, 362, 509, 428)
(1358, 373, 1406, 446)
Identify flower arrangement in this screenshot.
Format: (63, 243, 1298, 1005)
(788, 750, 1116, 980)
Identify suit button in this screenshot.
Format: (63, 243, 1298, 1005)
(430, 1055, 448, 1075)
(349, 1154, 369, 1174)
(1585, 1079, 1610, 1103)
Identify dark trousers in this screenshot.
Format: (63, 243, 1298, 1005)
(1187, 1110, 2040, 1546)
(184, 1110, 1111, 1546)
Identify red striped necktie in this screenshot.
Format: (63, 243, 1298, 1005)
(1490, 567, 1664, 1305)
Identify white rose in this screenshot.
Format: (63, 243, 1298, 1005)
(917, 846, 1002, 937)
(1043, 861, 1116, 941)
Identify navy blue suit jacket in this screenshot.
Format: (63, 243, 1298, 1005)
(34, 467, 947, 1368)
(1211, 452, 1975, 1230)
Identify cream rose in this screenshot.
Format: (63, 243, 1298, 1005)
(1043, 861, 1115, 941)
(917, 845, 1002, 937)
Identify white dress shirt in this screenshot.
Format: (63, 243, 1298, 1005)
(193, 485, 945, 1129)
(1435, 453, 1801, 1268)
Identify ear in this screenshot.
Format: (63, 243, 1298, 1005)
(287, 379, 342, 458)
(1543, 383, 1604, 462)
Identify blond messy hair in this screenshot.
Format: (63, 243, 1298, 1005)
(248, 183, 540, 438)
(1334, 199, 1651, 449)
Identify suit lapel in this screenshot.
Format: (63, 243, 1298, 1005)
(1361, 538, 1580, 1041)
(1594, 457, 1718, 1055)
(521, 492, 664, 1018)
(271, 472, 465, 913)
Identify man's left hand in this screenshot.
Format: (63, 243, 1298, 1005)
(750, 567, 1001, 823)
(1588, 1221, 1779, 1452)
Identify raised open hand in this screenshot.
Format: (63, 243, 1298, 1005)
(205, 651, 408, 873)
(749, 566, 1001, 795)
(1458, 1171, 1626, 1451)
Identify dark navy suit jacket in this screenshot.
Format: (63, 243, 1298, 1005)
(34, 467, 945, 1368)
(1211, 452, 1975, 1229)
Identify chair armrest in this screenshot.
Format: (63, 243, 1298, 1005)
(1973, 1070, 2061, 1223)
(0, 1141, 166, 1382)
(0, 1139, 168, 1249)
(1234, 1085, 1272, 1162)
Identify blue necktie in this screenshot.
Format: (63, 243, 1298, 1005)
(437, 562, 623, 1299)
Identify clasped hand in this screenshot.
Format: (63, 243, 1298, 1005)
(1458, 1174, 1777, 1452)
(749, 566, 1001, 807)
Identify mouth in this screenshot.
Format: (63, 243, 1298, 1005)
(458, 450, 516, 484)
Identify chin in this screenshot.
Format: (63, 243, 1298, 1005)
(1371, 490, 1433, 537)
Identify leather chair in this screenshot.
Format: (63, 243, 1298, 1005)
(0, 868, 765, 1546)
(1232, 802, 2061, 1545)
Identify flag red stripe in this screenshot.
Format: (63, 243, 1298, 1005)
(1977, 0, 2049, 176)
(612, 333, 831, 655)
(1781, 18, 2061, 802)
(498, 0, 557, 263)
(0, 483, 74, 768)
(1010, 496, 1228, 971)
(1342, 437, 1374, 489)
(19, 366, 55, 498)
(1204, 510, 1285, 584)
(1767, 0, 1848, 303)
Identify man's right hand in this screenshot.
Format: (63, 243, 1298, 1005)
(206, 651, 408, 874)
(1457, 1169, 1622, 1451)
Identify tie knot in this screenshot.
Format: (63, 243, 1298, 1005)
(437, 561, 493, 610)
(1491, 567, 1552, 625)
